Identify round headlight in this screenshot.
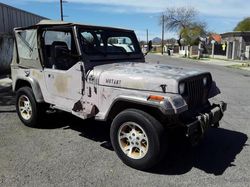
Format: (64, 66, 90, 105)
(203, 77, 208, 86)
(179, 83, 185, 94)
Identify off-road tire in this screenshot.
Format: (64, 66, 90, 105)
(16, 87, 46, 128)
(110, 109, 167, 170)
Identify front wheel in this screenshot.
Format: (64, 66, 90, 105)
(16, 87, 46, 128)
(110, 109, 167, 170)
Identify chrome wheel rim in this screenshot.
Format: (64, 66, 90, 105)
(118, 122, 149, 159)
(18, 95, 32, 120)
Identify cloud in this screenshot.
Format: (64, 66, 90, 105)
(7, 0, 250, 18)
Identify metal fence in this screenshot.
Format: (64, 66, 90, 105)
(0, 2, 46, 34)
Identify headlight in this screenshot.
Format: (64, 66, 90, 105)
(179, 83, 185, 94)
(170, 97, 185, 108)
(203, 77, 208, 86)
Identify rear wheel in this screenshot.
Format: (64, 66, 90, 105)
(110, 109, 167, 170)
(16, 87, 46, 127)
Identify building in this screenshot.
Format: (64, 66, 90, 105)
(210, 34, 222, 44)
(0, 2, 47, 75)
(221, 32, 250, 60)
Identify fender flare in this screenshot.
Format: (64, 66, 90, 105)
(103, 96, 174, 121)
(14, 76, 45, 103)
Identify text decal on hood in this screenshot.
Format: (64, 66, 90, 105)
(106, 79, 122, 85)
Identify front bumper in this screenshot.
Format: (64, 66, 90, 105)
(185, 101, 227, 139)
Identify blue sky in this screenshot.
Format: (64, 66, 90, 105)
(1, 0, 249, 41)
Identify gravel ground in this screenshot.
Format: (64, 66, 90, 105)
(0, 54, 250, 187)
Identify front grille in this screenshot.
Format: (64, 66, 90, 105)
(186, 79, 204, 108)
(181, 77, 208, 109)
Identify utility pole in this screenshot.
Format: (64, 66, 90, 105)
(146, 29, 148, 44)
(60, 0, 64, 21)
(60, 0, 68, 21)
(161, 14, 165, 55)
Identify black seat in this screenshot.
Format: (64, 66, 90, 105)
(50, 41, 71, 70)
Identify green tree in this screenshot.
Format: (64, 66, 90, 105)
(234, 17, 250, 31)
(160, 7, 208, 46)
(181, 23, 207, 45)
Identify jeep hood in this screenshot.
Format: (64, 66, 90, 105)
(90, 62, 208, 93)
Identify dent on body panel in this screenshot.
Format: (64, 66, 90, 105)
(101, 87, 111, 101)
(72, 90, 99, 119)
(99, 86, 115, 111)
(54, 74, 71, 93)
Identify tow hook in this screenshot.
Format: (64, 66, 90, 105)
(197, 113, 210, 134)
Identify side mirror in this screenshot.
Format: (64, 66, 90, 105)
(145, 40, 153, 56)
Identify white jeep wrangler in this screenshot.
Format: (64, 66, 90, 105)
(11, 20, 226, 170)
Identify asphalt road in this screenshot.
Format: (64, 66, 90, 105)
(1, 54, 250, 186)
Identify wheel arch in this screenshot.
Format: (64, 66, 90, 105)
(14, 78, 45, 103)
(106, 99, 167, 123)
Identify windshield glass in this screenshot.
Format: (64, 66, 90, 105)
(78, 28, 141, 55)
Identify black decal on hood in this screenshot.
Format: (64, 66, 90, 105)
(106, 79, 121, 85)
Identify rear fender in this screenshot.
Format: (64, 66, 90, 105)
(14, 76, 44, 103)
